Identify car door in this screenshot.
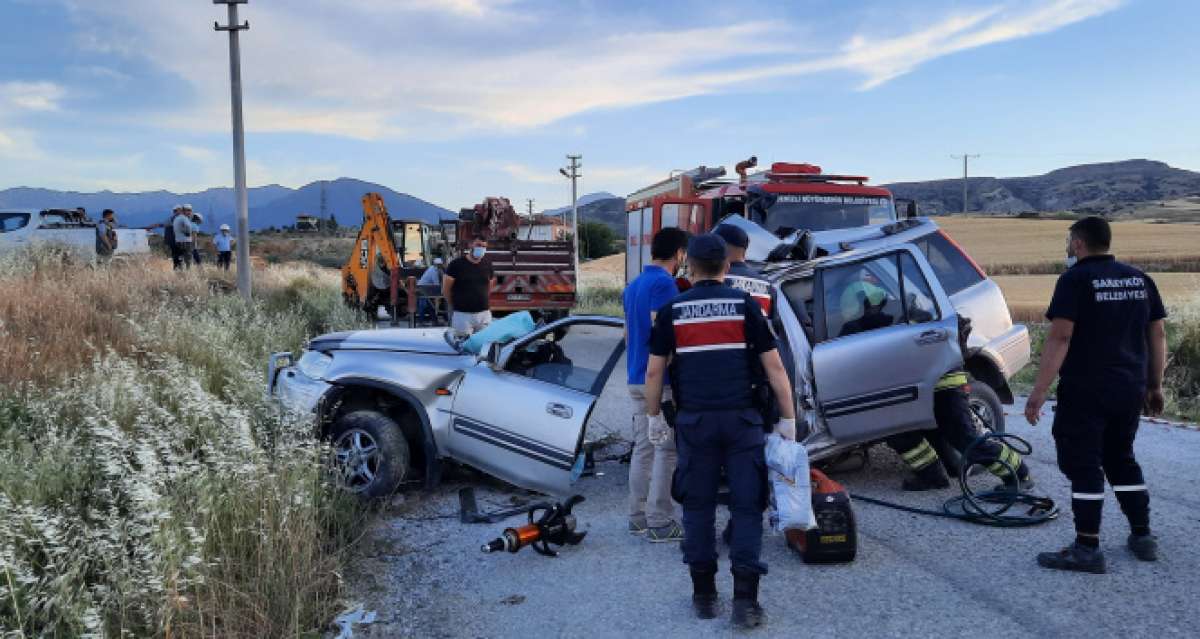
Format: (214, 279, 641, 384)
(810, 246, 961, 445)
(448, 316, 625, 495)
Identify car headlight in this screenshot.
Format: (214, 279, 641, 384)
(297, 350, 333, 379)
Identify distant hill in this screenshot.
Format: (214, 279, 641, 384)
(545, 193, 625, 236)
(886, 160, 1200, 215)
(247, 178, 455, 230)
(0, 178, 455, 232)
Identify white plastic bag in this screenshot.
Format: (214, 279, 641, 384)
(765, 433, 817, 532)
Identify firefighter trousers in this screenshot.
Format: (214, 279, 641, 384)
(887, 386, 1024, 478)
(1052, 381, 1150, 536)
(672, 408, 767, 576)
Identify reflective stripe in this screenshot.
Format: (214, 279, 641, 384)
(1071, 493, 1106, 500)
(677, 343, 745, 353)
(900, 440, 939, 470)
(1112, 484, 1148, 492)
(987, 445, 1022, 478)
(935, 371, 969, 391)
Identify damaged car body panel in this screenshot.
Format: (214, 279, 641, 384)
(270, 316, 625, 497)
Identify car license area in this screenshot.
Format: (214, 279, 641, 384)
(507, 293, 532, 301)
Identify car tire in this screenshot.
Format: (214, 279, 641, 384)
(968, 378, 1006, 435)
(328, 410, 410, 498)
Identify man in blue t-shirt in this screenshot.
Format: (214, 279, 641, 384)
(1026, 216, 1169, 574)
(623, 227, 688, 542)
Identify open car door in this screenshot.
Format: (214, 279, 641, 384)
(448, 316, 625, 495)
(809, 246, 961, 445)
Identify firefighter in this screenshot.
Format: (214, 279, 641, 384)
(643, 233, 796, 629)
(1025, 216, 1168, 573)
(714, 223, 772, 315)
(885, 315, 1034, 491)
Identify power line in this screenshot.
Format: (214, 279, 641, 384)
(950, 153, 980, 214)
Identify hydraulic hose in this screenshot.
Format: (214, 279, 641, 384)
(850, 432, 1059, 527)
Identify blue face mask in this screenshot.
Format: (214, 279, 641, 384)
(471, 247, 486, 260)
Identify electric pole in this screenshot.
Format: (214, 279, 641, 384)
(559, 154, 581, 277)
(526, 198, 535, 218)
(215, 0, 251, 300)
(951, 153, 980, 214)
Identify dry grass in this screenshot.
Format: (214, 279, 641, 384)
(938, 217, 1200, 275)
(994, 272, 1200, 324)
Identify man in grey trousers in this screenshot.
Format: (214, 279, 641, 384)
(623, 227, 689, 542)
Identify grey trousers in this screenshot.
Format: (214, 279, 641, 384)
(627, 385, 678, 528)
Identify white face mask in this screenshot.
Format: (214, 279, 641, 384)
(471, 246, 486, 260)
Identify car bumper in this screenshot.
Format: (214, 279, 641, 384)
(981, 324, 1031, 380)
(268, 352, 331, 415)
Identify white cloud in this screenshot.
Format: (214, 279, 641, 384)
(53, 0, 1120, 140)
(0, 82, 67, 113)
(175, 144, 218, 163)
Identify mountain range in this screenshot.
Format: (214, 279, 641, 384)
(4, 159, 1197, 236)
(884, 159, 1200, 215)
(0, 178, 455, 232)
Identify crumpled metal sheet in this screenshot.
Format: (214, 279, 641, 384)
(331, 605, 377, 639)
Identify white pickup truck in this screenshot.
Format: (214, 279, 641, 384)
(0, 209, 150, 258)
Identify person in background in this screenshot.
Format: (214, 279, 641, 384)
(213, 224, 234, 271)
(417, 257, 445, 323)
(1025, 216, 1168, 574)
(714, 223, 772, 315)
(623, 227, 689, 543)
(170, 205, 192, 270)
(95, 209, 118, 259)
(189, 208, 204, 266)
(443, 239, 495, 338)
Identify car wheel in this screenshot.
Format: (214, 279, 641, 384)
(968, 378, 1006, 435)
(328, 410, 410, 498)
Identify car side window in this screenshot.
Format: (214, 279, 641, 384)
(505, 323, 623, 395)
(819, 251, 940, 341)
(0, 213, 31, 233)
(915, 231, 984, 295)
(781, 276, 816, 342)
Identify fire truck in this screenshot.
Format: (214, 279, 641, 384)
(624, 160, 915, 283)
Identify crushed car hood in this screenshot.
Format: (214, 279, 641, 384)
(308, 328, 461, 355)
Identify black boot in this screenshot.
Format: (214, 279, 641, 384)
(731, 569, 765, 629)
(690, 565, 719, 620)
(901, 464, 950, 491)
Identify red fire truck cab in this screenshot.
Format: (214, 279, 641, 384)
(624, 161, 906, 283)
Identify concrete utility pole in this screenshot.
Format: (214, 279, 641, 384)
(559, 154, 582, 276)
(215, 0, 252, 300)
(526, 198, 535, 218)
(951, 153, 980, 214)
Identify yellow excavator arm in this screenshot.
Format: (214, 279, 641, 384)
(342, 193, 403, 311)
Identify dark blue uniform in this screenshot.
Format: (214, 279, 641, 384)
(1047, 254, 1166, 538)
(650, 279, 777, 575)
(725, 261, 773, 317)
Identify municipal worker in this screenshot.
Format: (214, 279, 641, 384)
(213, 224, 234, 271)
(624, 227, 689, 543)
(643, 233, 797, 629)
(885, 315, 1035, 491)
(1025, 216, 1168, 574)
(95, 209, 118, 259)
(714, 224, 772, 315)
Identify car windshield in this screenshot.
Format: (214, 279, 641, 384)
(0, 213, 31, 233)
(762, 195, 895, 235)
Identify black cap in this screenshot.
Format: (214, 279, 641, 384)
(688, 233, 727, 261)
(713, 224, 749, 249)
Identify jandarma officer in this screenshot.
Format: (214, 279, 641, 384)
(1025, 216, 1168, 573)
(642, 233, 797, 629)
(713, 223, 773, 316)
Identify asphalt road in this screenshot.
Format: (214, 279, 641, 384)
(345, 373, 1200, 638)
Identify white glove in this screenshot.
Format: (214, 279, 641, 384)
(775, 418, 796, 441)
(647, 413, 671, 447)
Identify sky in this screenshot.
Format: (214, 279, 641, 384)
(1, 0, 1198, 211)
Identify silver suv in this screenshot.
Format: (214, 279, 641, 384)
(269, 221, 1019, 497)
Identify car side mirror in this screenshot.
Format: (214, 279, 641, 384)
(483, 342, 504, 369)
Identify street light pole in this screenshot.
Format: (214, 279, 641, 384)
(215, 0, 252, 300)
(560, 154, 581, 279)
(950, 153, 980, 215)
